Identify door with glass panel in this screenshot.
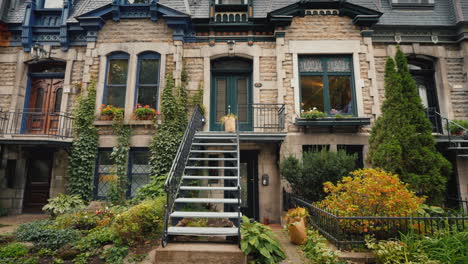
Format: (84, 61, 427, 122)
(211, 74, 252, 131)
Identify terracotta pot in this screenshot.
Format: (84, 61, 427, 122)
(224, 116, 236, 132)
(100, 114, 113, 121)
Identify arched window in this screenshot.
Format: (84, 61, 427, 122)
(408, 56, 440, 132)
(104, 52, 129, 108)
(135, 52, 161, 109)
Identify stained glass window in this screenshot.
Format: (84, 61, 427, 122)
(96, 151, 116, 199)
(299, 56, 355, 116)
(129, 150, 151, 197)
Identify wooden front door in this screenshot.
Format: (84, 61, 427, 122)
(23, 151, 53, 211)
(25, 79, 63, 135)
(210, 74, 252, 131)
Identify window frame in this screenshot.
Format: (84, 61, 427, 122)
(135, 52, 161, 109)
(94, 148, 115, 200)
(103, 51, 130, 108)
(299, 55, 357, 116)
(40, 0, 64, 9)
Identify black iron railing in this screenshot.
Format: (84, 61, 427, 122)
(162, 105, 204, 247)
(0, 110, 74, 138)
(237, 103, 285, 132)
(283, 190, 468, 249)
(236, 111, 241, 244)
(431, 110, 468, 146)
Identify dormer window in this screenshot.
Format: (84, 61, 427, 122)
(43, 0, 63, 9)
(218, 0, 246, 4)
(391, 0, 435, 8)
(125, 0, 150, 4)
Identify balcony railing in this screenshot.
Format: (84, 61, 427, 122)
(238, 103, 285, 132)
(0, 111, 74, 139)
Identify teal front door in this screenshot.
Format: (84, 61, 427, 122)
(211, 74, 252, 131)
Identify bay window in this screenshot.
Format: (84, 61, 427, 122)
(104, 52, 129, 108)
(299, 56, 356, 116)
(136, 52, 160, 109)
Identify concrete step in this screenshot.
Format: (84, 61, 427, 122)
(192, 143, 237, 146)
(191, 150, 237, 154)
(180, 186, 238, 191)
(185, 166, 238, 170)
(170, 211, 241, 218)
(167, 227, 239, 236)
(182, 176, 238, 180)
(153, 243, 246, 264)
(175, 198, 240, 204)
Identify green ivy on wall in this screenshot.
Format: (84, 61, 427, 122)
(67, 80, 99, 201)
(108, 111, 132, 204)
(135, 71, 188, 200)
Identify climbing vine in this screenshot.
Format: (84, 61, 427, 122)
(108, 111, 132, 204)
(67, 80, 99, 201)
(135, 71, 188, 199)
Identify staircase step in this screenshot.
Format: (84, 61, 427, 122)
(194, 136, 237, 140)
(189, 157, 238, 161)
(180, 186, 238, 191)
(175, 198, 240, 204)
(449, 147, 468, 150)
(186, 166, 238, 170)
(191, 150, 237, 154)
(182, 176, 238, 180)
(167, 227, 239, 236)
(170, 211, 241, 219)
(192, 143, 237, 146)
(458, 154, 468, 158)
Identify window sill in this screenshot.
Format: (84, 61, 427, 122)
(94, 120, 156, 126)
(295, 117, 371, 126)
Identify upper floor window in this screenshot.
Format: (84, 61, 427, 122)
(43, 0, 63, 9)
(104, 52, 129, 108)
(218, 0, 246, 4)
(391, 0, 435, 8)
(136, 52, 160, 109)
(125, 0, 150, 4)
(299, 55, 356, 116)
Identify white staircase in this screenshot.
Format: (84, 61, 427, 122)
(165, 131, 242, 242)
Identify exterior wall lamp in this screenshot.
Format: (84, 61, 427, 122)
(227, 40, 235, 51)
(30, 43, 50, 60)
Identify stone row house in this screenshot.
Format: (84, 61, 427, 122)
(0, 0, 467, 228)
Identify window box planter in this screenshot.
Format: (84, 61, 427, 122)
(295, 117, 371, 127)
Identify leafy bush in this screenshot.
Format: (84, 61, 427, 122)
(99, 245, 129, 264)
(280, 150, 356, 201)
(240, 216, 286, 264)
(366, 236, 437, 264)
(134, 174, 167, 201)
(0, 243, 28, 259)
(54, 211, 99, 230)
(413, 230, 467, 264)
(301, 107, 327, 119)
(42, 194, 87, 217)
(74, 227, 116, 251)
(15, 220, 80, 250)
(112, 196, 166, 245)
(302, 230, 345, 264)
(320, 168, 424, 216)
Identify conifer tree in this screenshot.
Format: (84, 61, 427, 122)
(368, 47, 451, 204)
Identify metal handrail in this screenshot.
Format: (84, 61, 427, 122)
(236, 111, 241, 245)
(162, 105, 203, 247)
(433, 110, 468, 147)
(0, 110, 74, 138)
(237, 103, 286, 132)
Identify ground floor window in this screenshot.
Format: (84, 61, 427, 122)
(302, 144, 330, 153)
(337, 144, 364, 169)
(95, 148, 151, 199)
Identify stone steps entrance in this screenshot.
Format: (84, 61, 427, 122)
(153, 243, 246, 264)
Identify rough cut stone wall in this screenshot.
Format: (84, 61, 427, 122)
(0, 61, 16, 110)
(285, 16, 361, 41)
(260, 56, 277, 82)
(446, 56, 467, 119)
(97, 19, 173, 43)
(183, 57, 204, 92)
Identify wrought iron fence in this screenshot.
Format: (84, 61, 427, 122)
(238, 103, 285, 132)
(0, 110, 74, 138)
(283, 190, 468, 249)
(162, 105, 204, 247)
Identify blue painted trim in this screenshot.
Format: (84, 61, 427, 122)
(20, 77, 33, 134)
(103, 51, 130, 106)
(134, 51, 161, 109)
(29, 72, 65, 79)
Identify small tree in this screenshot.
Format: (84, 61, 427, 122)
(280, 150, 357, 202)
(368, 47, 451, 204)
(320, 168, 424, 216)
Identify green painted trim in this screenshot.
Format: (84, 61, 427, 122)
(295, 117, 371, 126)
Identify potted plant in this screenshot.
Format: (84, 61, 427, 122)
(447, 120, 468, 136)
(300, 107, 327, 119)
(284, 207, 309, 245)
(220, 113, 237, 132)
(134, 104, 159, 120)
(100, 104, 116, 120)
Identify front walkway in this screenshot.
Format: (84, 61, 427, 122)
(0, 214, 48, 234)
(270, 224, 306, 264)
